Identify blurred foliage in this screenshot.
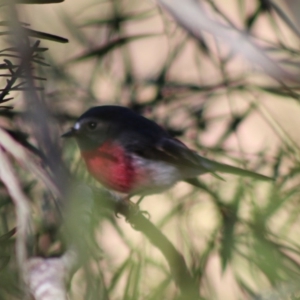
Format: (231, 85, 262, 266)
(1, 0, 300, 299)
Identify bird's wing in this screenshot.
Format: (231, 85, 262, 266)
(154, 138, 273, 181)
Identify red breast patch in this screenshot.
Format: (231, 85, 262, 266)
(81, 141, 135, 193)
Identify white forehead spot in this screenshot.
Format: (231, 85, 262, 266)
(74, 122, 81, 130)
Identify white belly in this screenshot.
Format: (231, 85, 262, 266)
(130, 155, 182, 196)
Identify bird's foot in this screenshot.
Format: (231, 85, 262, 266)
(114, 197, 150, 221)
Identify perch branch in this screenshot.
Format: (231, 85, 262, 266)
(96, 189, 201, 299)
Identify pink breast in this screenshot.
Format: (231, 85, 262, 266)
(81, 142, 136, 193)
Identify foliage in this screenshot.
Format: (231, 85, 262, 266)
(1, 0, 300, 299)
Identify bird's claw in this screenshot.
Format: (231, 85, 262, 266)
(139, 210, 150, 219)
(114, 198, 151, 224)
(114, 211, 122, 218)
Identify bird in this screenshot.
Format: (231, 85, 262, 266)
(62, 105, 272, 199)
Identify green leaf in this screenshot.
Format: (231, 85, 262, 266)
(25, 28, 68, 43)
(0, 228, 16, 243)
(15, 0, 64, 3)
(108, 258, 131, 293)
(71, 34, 158, 61)
(81, 10, 156, 27)
(0, 27, 68, 43)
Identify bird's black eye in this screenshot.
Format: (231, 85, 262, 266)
(87, 121, 97, 130)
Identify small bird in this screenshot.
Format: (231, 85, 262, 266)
(62, 106, 272, 198)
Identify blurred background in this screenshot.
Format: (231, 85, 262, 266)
(1, 0, 300, 299)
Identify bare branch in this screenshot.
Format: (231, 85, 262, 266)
(95, 189, 201, 299)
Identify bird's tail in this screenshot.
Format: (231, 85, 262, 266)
(197, 156, 273, 181)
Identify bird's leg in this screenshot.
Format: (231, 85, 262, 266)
(136, 196, 144, 206)
(114, 195, 136, 218)
(115, 195, 150, 220)
(135, 196, 150, 219)
(128, 195, 150, 219)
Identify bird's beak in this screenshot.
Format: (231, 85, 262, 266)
(61, 127, 76, 138)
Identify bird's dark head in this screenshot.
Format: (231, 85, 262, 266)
(62, 105, 169, 151)
(62, 106, 131, 150)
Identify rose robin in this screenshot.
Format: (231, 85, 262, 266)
(62, 106, 271, 198)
